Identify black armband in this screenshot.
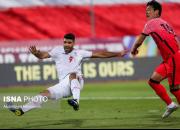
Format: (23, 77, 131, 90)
(141, 33, 149, 36)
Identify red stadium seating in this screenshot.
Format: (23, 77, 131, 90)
(0, 3, 180, 41)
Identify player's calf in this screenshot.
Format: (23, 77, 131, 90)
(170, 85, 180, 104)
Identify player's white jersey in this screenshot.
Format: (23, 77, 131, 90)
(49, 46, 92, 81)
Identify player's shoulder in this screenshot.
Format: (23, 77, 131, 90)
(146, 18, 166, 25)
(73, 48, 87, 52)
(155, 18, 168, 24)
(73, 48, 92, 55)
(49, 46, 65, 56)
(52, 46, 64, 52)
(145, 18, 154, 25)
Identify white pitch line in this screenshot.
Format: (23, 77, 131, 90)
(80, 97, 175, 100)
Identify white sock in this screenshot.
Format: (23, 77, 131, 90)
(71, 79, 81, 103)
(167, 102, 176, 108)
(21, 95, 46, 112)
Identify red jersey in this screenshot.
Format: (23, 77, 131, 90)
(142, 18, 179, 61)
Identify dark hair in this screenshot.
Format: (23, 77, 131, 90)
(147, 0, 162, 16)
(64, 33, 75, 41)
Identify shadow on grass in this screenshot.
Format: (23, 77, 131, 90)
(140, 114, 180, 128)
(21, 119, 84, 129)
(9, 115, 180, 129)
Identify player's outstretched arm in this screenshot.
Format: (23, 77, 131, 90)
(91, 49, 129, 58)
(131, 34, 146, 56)
(29, 45, 51, 59)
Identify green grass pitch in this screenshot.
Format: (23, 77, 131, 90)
(0, 81, 180, 128)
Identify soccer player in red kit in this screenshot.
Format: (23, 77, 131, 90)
(131, 0, 180, 119)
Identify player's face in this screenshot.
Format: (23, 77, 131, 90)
(146, 6, 158, 20)
(63, 38, 75, 53)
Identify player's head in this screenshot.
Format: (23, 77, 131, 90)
(63, 33, 75, 54)
(146, 0, 162, 20)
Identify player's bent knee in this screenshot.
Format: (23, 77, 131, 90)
(40, 90, 51, 98)
(69, 73, 77, 80)
(170, 85, 180, 92)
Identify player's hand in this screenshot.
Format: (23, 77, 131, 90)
(120, 49, 129, 57)
(29, 45, 39, 55)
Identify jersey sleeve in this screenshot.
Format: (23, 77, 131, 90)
(142, 22, 151, 36)
(79, 50, 93, 58)
(49, 47, 60, 59)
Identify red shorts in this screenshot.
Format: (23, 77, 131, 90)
(155, 51, 180, 86)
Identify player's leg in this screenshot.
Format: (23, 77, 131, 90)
(7, 90, 51, 116)
(161, 56, 180, 118)
(165, 82, 180, 119)
(169, 53, 180, 104)
(151, 62, 178, 118)
(67, 73, 83, 111)
(10, 79, 75, 116)
(48, 74, 81, 111)
(69, 73, 81, 103)
(148, 63, 173, 106)
(7, 81, 72, 116)
(21, 90, 50, 113)
(148, 63, 179, 118)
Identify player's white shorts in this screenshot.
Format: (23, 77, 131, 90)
(47, 74, 84, 100)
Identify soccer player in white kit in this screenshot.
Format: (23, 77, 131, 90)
(7, 33, 128, 116)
